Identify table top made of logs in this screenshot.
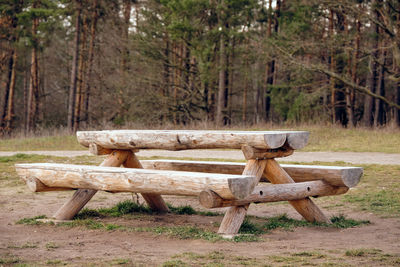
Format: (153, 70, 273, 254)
(77, 130, 309, 151)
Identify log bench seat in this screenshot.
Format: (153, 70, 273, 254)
(140, 160, 363, 188)
(15, 163, 258, 200)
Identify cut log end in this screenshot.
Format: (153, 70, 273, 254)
(263, 133, 286, 149)
(342, 168, 363, 188)
(285, 131, 309, 150)
(199, 190, 223, 209)
(228, 176, 257, 199)
(26, 177, 71, 192)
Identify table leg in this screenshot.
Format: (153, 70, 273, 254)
(123, 152, 169, 212)
(53, 150, 131, 220)
(218, 159, 267, 235)
(263, 159, 330, 223)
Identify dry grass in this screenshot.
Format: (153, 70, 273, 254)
(0, 124, 399, 152)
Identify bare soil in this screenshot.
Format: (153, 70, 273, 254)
(1, 186, 399, 266)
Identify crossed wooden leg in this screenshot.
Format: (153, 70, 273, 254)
(218, 157, 329, 235)
(263, 159, 329, 223)
(54, 150, 168, 220)
(218, 159, 268, 234)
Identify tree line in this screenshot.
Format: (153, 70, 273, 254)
(1, 0, 399, 135)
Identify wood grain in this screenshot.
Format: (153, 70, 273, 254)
(264, 159, 330, 223)
(15, 163, 257, 200)
(123, 152, 168, 212)
(199, 180, 349, 208)
(77, 130, 310, 150)
(141, 160, 363, 188)
(218, 159, 267, 234)
(51, 150, 131, 220)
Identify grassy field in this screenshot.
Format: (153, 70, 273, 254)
(0, 125, 399, 153)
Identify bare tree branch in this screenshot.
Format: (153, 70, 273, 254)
(272, 42, 400, 110)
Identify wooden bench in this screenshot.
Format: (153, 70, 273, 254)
(14, 130, 363, 235)
(140, 160, 362, 208)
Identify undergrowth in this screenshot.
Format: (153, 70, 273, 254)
(238, 214, 369, 236)
(74, 200, 220, 220)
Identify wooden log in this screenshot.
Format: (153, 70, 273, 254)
(218, 159, 267, 235)
(123, 152, 169, 212)
(15, 163, 258, 200)
(76, 130, 309, 151)
(89, 143, 113, 155)
(141, 160, 363, 188)
(264, 159, 330, 223)
(241, 145, 293, 160)
(51, 150, 130, 220)
(284, 131, 309, 150)
(25, 177, 71, 192)
(199, 181, 349, 208)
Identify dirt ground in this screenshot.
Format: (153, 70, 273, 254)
(1, 185, 399, 266)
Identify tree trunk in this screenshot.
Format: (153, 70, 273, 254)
(363, 0, 379, 127)
(374, 45, 386, 127)
(1, 50, 13, 131)
(252, 61, 260, 124)
(26, 5, 40, 133)
(83, 0, 98, 125)
(116, 0, 132, 124)
(67, 0, 82, 131)
(349, 18, 361, 127)
(345, 16, 354, 128)
(396, 78, 400, 127)
(216, 29, 227, 126)
(73, 15, 88, 132)
(216, 0, 227, 126)
(162, 35, 170, 123)
(328, 9, 336, 123)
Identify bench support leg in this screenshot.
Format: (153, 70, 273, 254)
(264, 159, 330, 223)
(123, 152, 169, 213)
(53, 150, 131, 220)
(218, 159, 267, 235)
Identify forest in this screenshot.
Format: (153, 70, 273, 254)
(1, 0, 400, 134)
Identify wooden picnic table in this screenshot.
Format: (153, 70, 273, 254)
(16, 130, 362, 235)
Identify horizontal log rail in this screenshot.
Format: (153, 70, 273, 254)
(199, 180, 349, 208)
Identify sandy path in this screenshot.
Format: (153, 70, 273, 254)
(1, 150, 399, 165)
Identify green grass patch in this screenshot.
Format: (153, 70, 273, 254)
(0, 135, 84, 151)
(167, 203, 197, 215)
(138, 225, 223, 242)
(345, 248, 382, 257)
(0, 153, 58, 163)
(7, 242, 38, 249)
(75, 200, 220, 220)
(237, 214, 369, 236)
(16, 215, 46, 225)
(58, 219, 106, 230)
(299, 126, 400, 153)
(0, 256, 21, 265)
(45, 259, 65, 265)
(45, 242, 59, 250)
(108, 258, 132, 265)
